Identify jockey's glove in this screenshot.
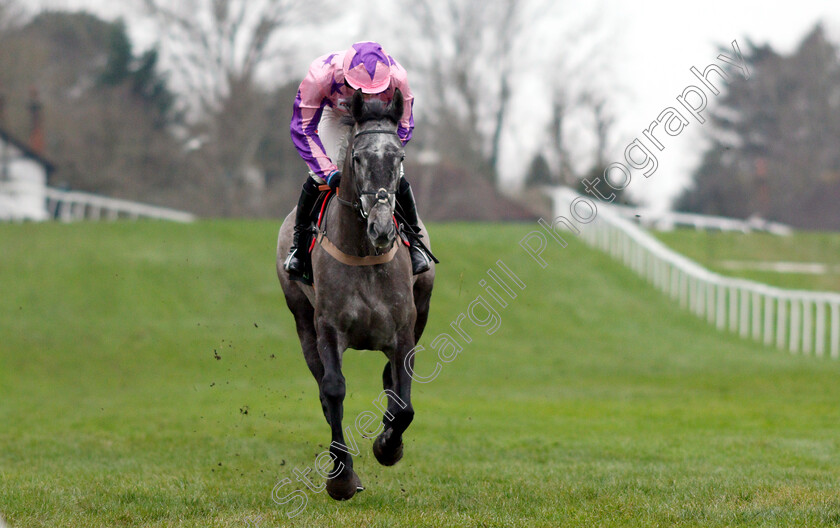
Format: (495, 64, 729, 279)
(327, 170, 341, 190)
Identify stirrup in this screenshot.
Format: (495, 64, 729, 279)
(284, 228, 314, 285)
(400, 225, 439, 266)
(286, 257, 313, 285)
(409, 245, 432, 275)
(282, 247, 299, 272)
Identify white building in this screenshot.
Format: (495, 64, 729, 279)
(0, 127, 54, 221)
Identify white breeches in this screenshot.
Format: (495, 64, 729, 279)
(309, 107, 351, 184)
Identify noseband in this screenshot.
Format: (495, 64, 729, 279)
(337, 129, 401, 219)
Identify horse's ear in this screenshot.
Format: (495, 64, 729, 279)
(388, 88, 404, 123)
(351, 89, 365, 122)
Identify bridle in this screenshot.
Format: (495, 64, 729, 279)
(336, 129, 401, 220)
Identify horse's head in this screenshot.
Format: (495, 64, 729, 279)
(342, 88, 405, 250)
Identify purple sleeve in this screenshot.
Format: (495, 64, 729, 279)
(389, 56, 415, 145)
(290, 56, 339, 180)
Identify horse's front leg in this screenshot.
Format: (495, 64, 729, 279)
(374, 329, 415, 466)
(316, 322, 362, 500)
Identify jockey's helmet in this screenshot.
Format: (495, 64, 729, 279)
(343, 41, 392, 94)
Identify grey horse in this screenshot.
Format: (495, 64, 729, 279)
(276, 89, 435, 501)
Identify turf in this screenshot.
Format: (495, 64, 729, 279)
(1, 220, 839, 527)
(655, 230, 840, 292)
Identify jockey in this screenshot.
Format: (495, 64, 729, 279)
(284, 41, 433, 283)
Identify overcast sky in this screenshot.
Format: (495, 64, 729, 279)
(32, 0, 840, 209)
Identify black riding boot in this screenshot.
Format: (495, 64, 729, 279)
(284, 177, 321, 284)
(395, 177, 436, 275)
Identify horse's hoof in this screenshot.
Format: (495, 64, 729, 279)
(326, 470, 362, 501)
(373, 434, 404, 466)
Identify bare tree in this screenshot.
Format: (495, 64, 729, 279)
(139, 0, 316, 114)
(581, 91, 615, 169)
(486, 0, 519, 174)
(541, 2, 622, 186)
(546, 89, 572, 185)
(139, 0, 333, 214)
(543, 88, 616, 186)
(400, 0, 529, 180)
(397, 0, 621, 189)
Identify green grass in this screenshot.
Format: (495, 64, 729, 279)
(656, 230, 840, 292)
(1, 220, 840, 527)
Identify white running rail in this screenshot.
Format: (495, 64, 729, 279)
(549, 187, 840, 359)
(608, 203, 793, 235)
(44, 188, 195, 223)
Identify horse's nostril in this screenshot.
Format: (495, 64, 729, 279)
(368, 222, 394, 247)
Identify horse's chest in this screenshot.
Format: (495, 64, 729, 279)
(320, 285, 413, 349)
(340, 289, 412, 329)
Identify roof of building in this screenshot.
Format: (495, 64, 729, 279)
(0, 126, 56, 174)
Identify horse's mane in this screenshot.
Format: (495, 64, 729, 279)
(341, 98, 398, 127)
